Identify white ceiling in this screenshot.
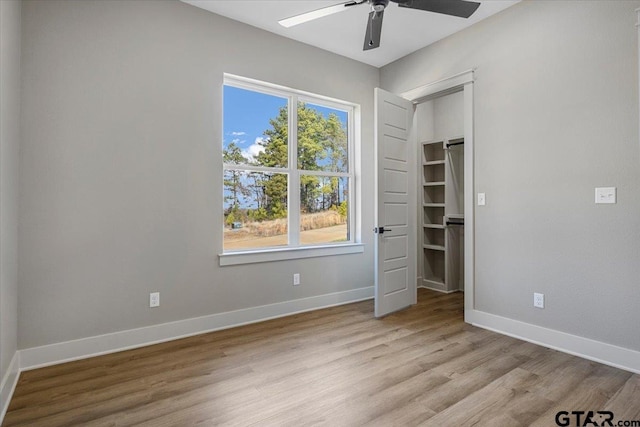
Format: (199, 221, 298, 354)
(181, 1, 519, 68)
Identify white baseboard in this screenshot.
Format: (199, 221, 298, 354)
(0, 352, 20, 424)
(467, 309, 640, 375)
(20, 286, 374, 371)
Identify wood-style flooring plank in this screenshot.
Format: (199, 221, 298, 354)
(3, 289, 639, 427)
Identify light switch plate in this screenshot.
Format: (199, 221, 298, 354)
(595, 187, 616, 204)
(477, 193, 486, 206)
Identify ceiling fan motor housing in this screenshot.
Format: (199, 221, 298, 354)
(372, 0, 389, 12)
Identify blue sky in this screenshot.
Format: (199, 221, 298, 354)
(223, 85, 347, 163)
(223, 86, 287, 162)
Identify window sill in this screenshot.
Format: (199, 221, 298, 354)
(219, 243, 365, 266)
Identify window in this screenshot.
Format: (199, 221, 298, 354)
(222, 75, 358, 257)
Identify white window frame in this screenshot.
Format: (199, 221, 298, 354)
(219, 74, 363, 266)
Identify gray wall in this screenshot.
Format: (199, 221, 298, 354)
(18, 0, 379, 349)
(382, 0, 640, 351)
(433, 92, 464, 142)
(1, 0, 21, 381)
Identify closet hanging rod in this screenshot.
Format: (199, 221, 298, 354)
(446, 141, 465, 148)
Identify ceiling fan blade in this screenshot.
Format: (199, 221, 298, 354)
(279, 1, 359, 28)
(396, 0, 481, 18)
(363, 10, 384, 51)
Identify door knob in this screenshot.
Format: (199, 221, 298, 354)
(374, 226, 392, 234)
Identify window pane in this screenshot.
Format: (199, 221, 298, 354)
(224, 171, 288, 251)
(299, 176, 349, 245)
(223, 85, 288, 168)
(297, 102, 348, 173)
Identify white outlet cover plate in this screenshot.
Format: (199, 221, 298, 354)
(533, 292, 544, 308)
(477, 193, 486, 206)
(150, 292, 160, 307)
(595, 187, 616, 204)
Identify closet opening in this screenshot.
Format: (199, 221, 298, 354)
(415, 89, 468, 299)
(397, 69, 475, 318)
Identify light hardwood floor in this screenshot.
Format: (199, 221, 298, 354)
(3, 289, 639, 426)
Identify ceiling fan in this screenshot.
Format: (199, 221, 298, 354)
(279, 0, 481, 51)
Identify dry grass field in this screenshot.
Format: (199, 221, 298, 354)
(224, 211, 347, 250)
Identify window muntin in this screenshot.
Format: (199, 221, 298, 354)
(222, 77, 356, 253)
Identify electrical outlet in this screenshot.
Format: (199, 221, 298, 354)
(477, 193, 486, 206)
(533, 292, 544, 309)
(150, 292, 160, 308)
(293, 273, 300, 286)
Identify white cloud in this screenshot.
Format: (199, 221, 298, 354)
(230, 131, 246, 136)
(242, 137, 267, 162)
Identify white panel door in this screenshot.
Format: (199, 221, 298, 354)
(374, 88, 416, 318)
